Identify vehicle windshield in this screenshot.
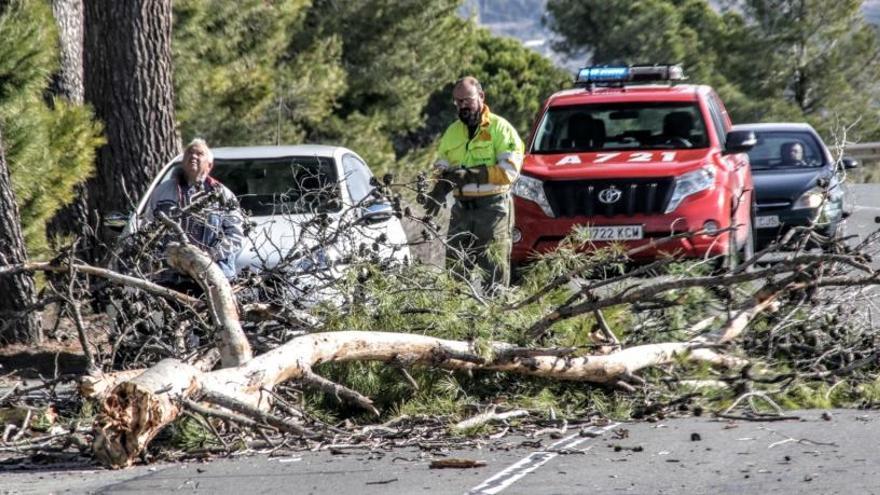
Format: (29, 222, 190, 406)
(160, 156, 340, 215)
(745, 131, 825, 169)
(532, 102, 710, 153)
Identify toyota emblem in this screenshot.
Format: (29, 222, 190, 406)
(598, 186, 622, 204)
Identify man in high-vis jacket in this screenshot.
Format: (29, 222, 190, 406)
(425, 76, 524, 288)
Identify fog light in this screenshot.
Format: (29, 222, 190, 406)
(512, 227, 523, 244)
(702, 220, 720, 234)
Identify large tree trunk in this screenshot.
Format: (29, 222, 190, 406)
(82, 0, 178, 257)
(92, 329, 743, 468)
(45, 0, 90, 244)
(0, 128, 41, 344)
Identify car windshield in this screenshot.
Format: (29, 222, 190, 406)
(745, 131, 825, 169)
(532, 102, 710, 153)
(161, 156, 340, 215)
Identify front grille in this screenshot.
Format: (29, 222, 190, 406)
(543, 178, 675, 218)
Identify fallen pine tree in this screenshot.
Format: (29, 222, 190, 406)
(3, 216, 880, 469)
(84, 236, 855, 467)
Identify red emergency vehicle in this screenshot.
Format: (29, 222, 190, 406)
(511, 65, 757, 267)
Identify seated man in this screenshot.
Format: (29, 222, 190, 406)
(780, 142, 806, 166)
(147, 138, 244, 281)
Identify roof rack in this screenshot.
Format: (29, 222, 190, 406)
(574, 64, 686, 89)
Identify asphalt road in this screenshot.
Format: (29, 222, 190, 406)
(3, 185, 880, 495)
(3, 410, 880, 495)
(848, 183, 880, 243)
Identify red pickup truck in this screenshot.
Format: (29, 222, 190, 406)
(511, 65, 757, 268)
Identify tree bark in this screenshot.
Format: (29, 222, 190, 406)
(165, 243, 253, 367)
(0, 128, 41, 344)
(45, 0, 90, 243)
(82, 0, 178, 256)
(49, 0, 84, 103)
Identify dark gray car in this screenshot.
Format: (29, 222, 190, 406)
(733, 123, 857, 246)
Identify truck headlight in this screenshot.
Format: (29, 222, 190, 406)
(792, 188, 824, 209)
(512, 174, 554, 217)
(665, 166, 716, 213)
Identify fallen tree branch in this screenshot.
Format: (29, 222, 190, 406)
(165, 243, 252, 367)
(528, 253, 873, 339)
(300, 368, 379, 417)
(197, 389, 317, 438)
(452, 406, 529, 431)
(91, 331, 735, 467)
(181, 399, 263, 430)
(0, 261, 199, 306)
(80, 349, 221, 402)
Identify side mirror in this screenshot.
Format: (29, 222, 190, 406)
(723, 130, 757, 155)
(841, 156, 860, 169)
(103, 211, 130, 240)
(361, 201, 393, 224)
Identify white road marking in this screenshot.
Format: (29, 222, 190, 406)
(467, 422, 619, 495)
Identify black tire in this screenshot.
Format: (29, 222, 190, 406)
(720, 200, 756, 272)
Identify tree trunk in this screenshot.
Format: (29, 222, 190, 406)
(49, 0, 84, 103)
(92, 330, 731, 467)
(45, 0, 90, 244)
(82, 0, 178, 256)
(0, 128, 41, 344)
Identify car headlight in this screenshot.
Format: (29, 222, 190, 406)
(512, 174, 554, 217)
(792, 187, 824, 209)
(665, 166, 716, 213)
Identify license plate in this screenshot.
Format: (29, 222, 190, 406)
(756, 215, 780, 228)
(587, 225, 644, 241)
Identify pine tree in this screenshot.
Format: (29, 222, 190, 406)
(0, 0, 102, 256)
(48, 0, 83, 103)
(291, 0, 470, 169)
(545, 0, 695, 66)
(82, 0, 177, 254)
(46, 0, 91, 244)
(734, 0, 880, 139)
(0, 127, 40, 344)
(172, 0, 343, 146)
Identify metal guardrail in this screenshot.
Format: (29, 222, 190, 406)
(845, 142, 880, 161)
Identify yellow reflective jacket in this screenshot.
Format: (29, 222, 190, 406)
(437, 105, 524, 197)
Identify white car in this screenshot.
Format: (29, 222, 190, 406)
(126, 145, 410, 287)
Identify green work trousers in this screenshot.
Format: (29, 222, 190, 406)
(446, 193, 513, 289)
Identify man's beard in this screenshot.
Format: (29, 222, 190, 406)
(458, 106, 481, 128)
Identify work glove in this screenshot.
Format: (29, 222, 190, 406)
(466, 165, 491, 185)
(423, 179, 452, 216)
(442, 166, 491, 188)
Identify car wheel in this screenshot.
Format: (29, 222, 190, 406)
(719, 201, 756, 272)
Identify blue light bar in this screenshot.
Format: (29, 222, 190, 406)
(575, 64, 685, 86)
(576, 66, 630, 83)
